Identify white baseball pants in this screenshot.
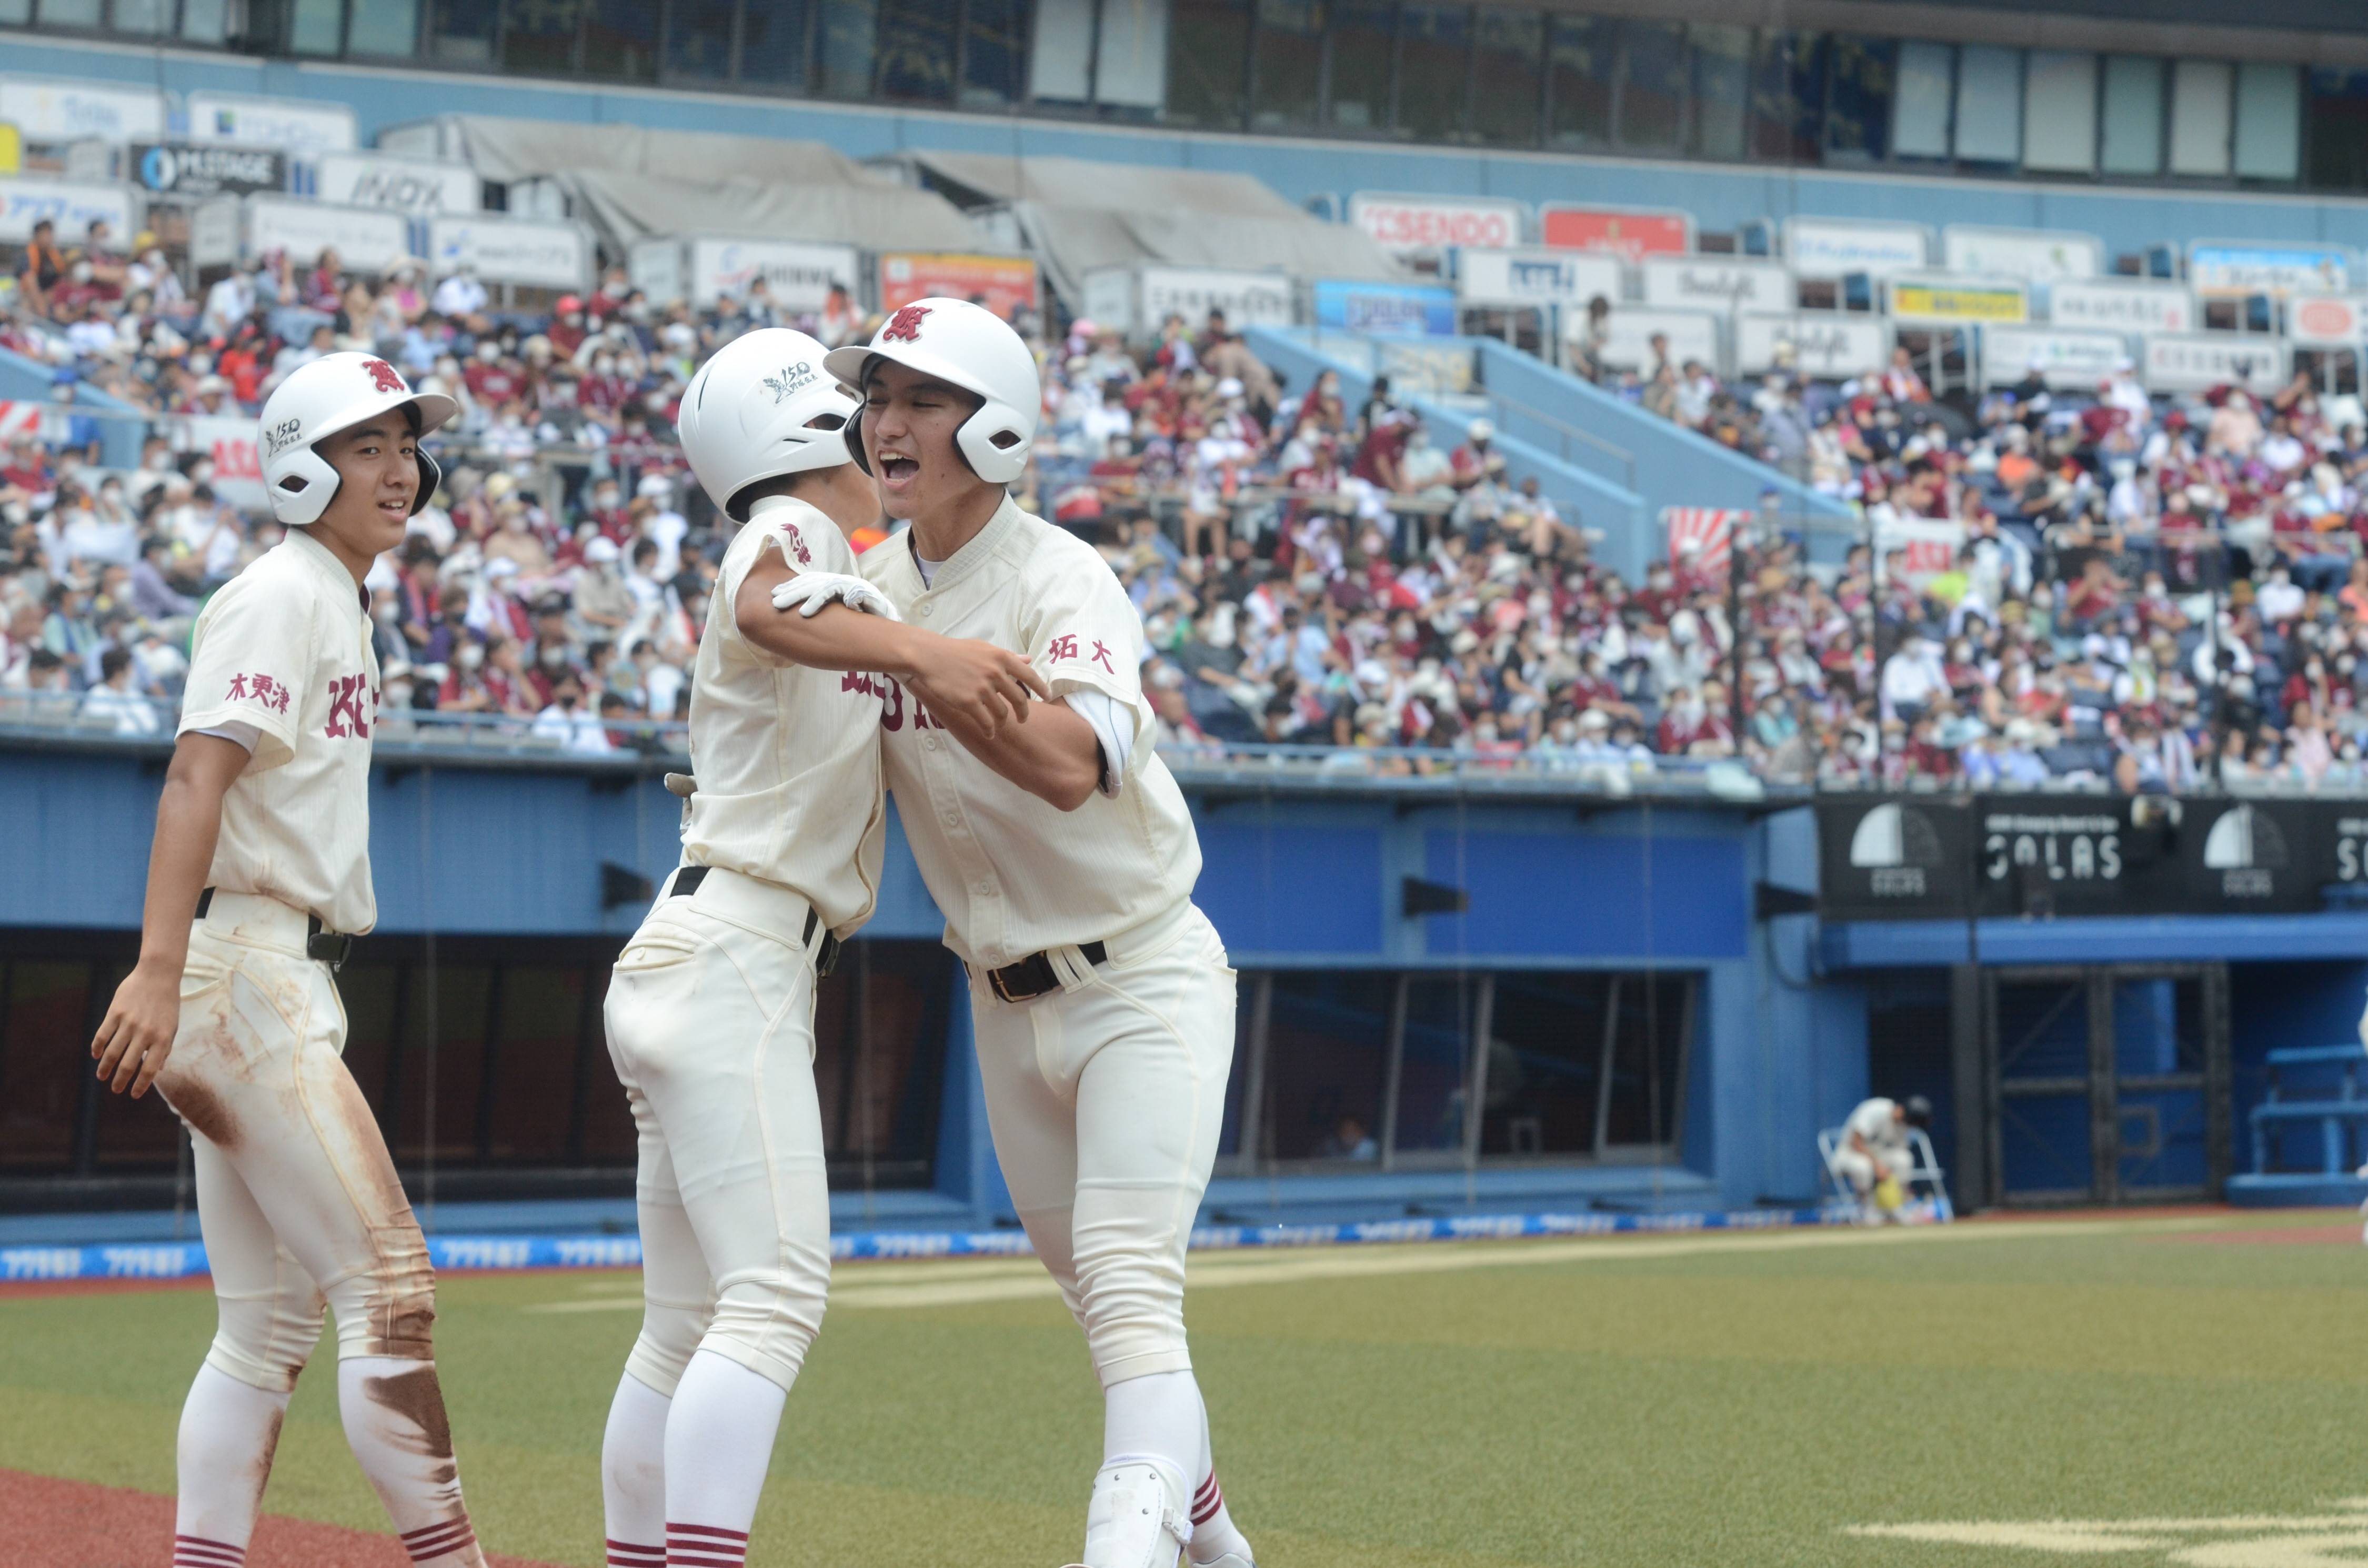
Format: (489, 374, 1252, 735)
(969, 900, 1236, 1389)
(604, 867, 834, 1398)
(158, 893, 435, 1390)
(1830, 1144, 1914, 1195)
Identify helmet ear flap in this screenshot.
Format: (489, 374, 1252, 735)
(412, 448, 443, 516)
(844, 404, 873, 476)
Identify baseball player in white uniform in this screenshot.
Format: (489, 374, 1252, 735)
(806, 298, 1259, 1568)
(88, 353, 490, 1568)
(596, 329, 1047, 1568)
(1831, 1095, 1929, 1222)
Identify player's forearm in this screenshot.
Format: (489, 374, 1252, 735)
(929, 695, 1102, 811)
(738, 590, 930, 680)
(136, 756, 235, 973)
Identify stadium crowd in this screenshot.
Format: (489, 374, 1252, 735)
(8, 211, 2368, 792)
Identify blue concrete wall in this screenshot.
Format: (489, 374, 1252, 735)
(16, 35, 2368, 262)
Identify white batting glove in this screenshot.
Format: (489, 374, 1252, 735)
(770, 571, 903, 622)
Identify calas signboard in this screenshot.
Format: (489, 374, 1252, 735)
(2048, 279, 2195, 335)
(1539, 205, 1691, 260)
(1639, 257, 1792, 316)
(1735, 314, 1889, 379)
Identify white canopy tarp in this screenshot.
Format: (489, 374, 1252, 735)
(377, 115, 984, 257)
(894, 151, 1409, 308)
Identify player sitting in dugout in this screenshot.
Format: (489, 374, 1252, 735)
(1831, 1094, 1932, 1223)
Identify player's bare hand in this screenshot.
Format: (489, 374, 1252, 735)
(908, 638, 1050, 738)
(92, 959, 181, 1098)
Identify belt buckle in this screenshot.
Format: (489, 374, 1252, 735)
(307, 932, 352, 971)
(815, 932, 841, 979)
(988, 964, 1023, 1004)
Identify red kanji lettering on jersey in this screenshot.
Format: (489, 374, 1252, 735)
(325, 673, 371, 739)
(1091, 639, 1115, 672)
(781, 522, 811, 567)
(363, 358, 405, 394)
(880, 304, 931, 344)
(1047, 633, 1079, 663)
(225, 673, 249, 701)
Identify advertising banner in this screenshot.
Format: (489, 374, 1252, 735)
(2189, 240, 2349, 297)
(627, 238, 685, 305)
(185, 94, 356, 155)
(877, 252, 1038, 318)
(0, 78, 164, 144)
(2047, 279, 2196, 335)
(1596, 308, 1720, 374)
(130, 143, 285, 202)
(1639, 257, 1792, 316)
(1981, 326, 2132, 389)
(189, 196, 238, 269)
(1111, 265, 1297, 333)
(1785, 217, 1929, 278)
(0, 177, 135, 244)
(1456, 247, 1623, 306)
(1735, 313, 1889, 379)
(1821, 796, 2358, 921)
(1889, 276, 2030, 325)
(243, 195, 416, 274)
(1539, 205, 1692, 260)
(1350, 192, 1523, 255)
(1940, 225, 2103, 284)
(429, 216, 588, 290)
(1311, 279, 1458, 337)
(1875, 514, 1965, 590)
(2141, 333, 2291, 396)
(173, 414, 267, 509)
(688, 237, 859, 310)
(2286, 294, 2368, 348)
(310, 153, 479, 216)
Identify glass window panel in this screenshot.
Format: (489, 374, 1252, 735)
(1165, 0, 1248, 126)
(878, 0, 956, 99)
(182, 0, 229, 37)
(2023, 49, 2096, 172)
(1750, 29, 1824, 163)
(817, 0, 877, 95)
(1544, 15, 1615, 149)
(664, 0, 734, 76)
(481, 967, 586, 1163)
(1326, 0, 1393, 129)
(2169, 58, 2233, 176)
(1217, 978, 1256, 1161)
(502, 0, 581, 72)
(110, 0, 170, 34)
(289, 0, 342, 52)
(575, 964, 635, 1162)
(2307, 67, 2368, 192)
(1394, 3, 1469, 142)
(1690, 22, 1749, 160)
(811, 942, 950, 1185)
(388, 965, 490, 1165)
(1469, 9, 1538, 146)
(350, 0, 420, 54)
(583, 0, 658, 77)
(2235, 59, 2301, 180)
(1394, 977, 1480, 1158)
(1251, 0, 1323, 129)
(1260, 972, 1392, 1162)
(1482, 973, 1616, 1158)
(92, 966, 180, 1171)
(2100, 54, 2163, 174)
(337, 963, 402, 1143)
(431, 0, 497, 61)
(1096, 0, 1168, 106)
(961, 0, 1027, 105)
(35, 0, 101, 25)
(1824, 34, 1893, 162)
(741, 0, 812, 85)
(1603, 972, 1690, 1147)
(1618, 18, 1686, 152)
(0, 962, 93, 1171)
(1952, 43, 2020, 163)
(1030, 0, 1093, 98)
(1890, 39, 1952, 159)
(0, 0, 32, 23)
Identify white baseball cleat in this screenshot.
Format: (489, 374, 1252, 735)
(1071, 1455, 1193, 1568)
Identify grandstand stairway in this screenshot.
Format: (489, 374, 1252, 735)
(1245, 326, 1849, 585)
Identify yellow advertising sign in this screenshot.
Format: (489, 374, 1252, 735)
(1892, 282, 2028, 324)
(0, 122, 21, 176)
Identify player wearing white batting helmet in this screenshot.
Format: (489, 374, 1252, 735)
(596, 328, 1046, 1568)
(89, 353, 493, 1568)
(807, 298, 1260, 1568)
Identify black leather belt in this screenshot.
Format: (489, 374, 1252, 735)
(985, 941, 1107, 1003)
(196, 886, 353, 970)
(670, 865, 840, 977)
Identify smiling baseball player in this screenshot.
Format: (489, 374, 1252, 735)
(808, 298, 1257, 1568)
(88, 353, 489, 1568)
(596, 328, 1046, 1568)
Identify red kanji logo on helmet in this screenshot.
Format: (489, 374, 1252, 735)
(880, 304, 932, 344)
(363, 358, 405, 394)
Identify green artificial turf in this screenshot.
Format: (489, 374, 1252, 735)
(4, 1210, 2366, 1566)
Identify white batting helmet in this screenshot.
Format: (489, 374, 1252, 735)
(257, 351, 457, 527)
(822, 297, 1039, 485)
(675, 327, 857, 521)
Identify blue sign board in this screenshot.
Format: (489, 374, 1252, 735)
(1312, 279, 1458, 337)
